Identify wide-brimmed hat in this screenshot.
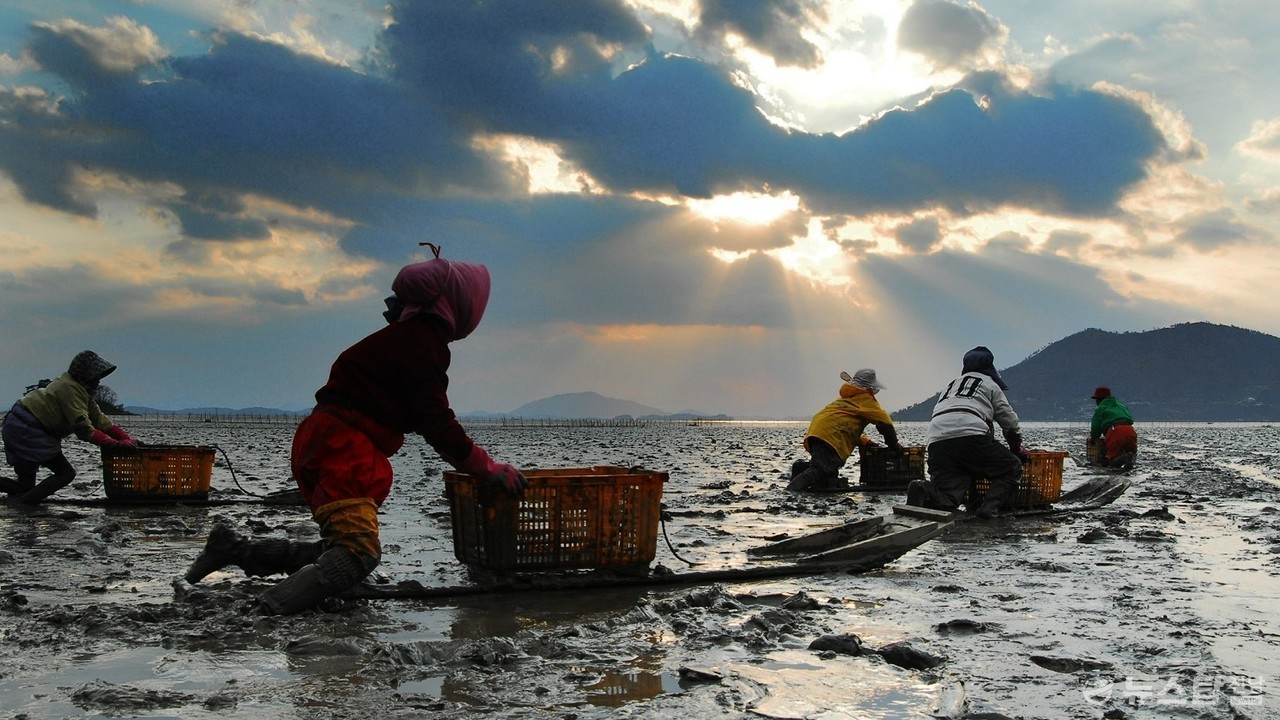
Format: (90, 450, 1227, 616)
(842, 368, 885, 391)
(1091, 386, 1112, 400)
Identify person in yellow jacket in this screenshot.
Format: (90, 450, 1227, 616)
(788, 369, 902, 492)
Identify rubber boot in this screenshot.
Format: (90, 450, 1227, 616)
(1110, 452, 1136, 471)
(185, 526, 321, 583)
(974, 479, 1015, 519)
(257, 546, 375, 615)
(0, 477, 23, 495)
(184, 524, 244, 583)
(907, 480, 956, 511)
(257, 563, 332, 615)
(15, 472, 74, 505)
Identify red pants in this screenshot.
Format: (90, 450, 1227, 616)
(1102, 423, 1138, 462)
(291, 411, 393, 512)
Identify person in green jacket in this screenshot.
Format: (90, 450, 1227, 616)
(1, 351, 138, 504)
(788, 369, 903, 492)
(1089, 386, 1136, 470)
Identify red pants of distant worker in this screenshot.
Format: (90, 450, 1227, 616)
(1101, 423, 1138, 462)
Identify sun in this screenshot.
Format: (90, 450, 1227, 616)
(685, 190, 800, 225)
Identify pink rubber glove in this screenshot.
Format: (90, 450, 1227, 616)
(105, 425, 137, 447)
(89, 429, 122, 448)
(460, 444, 529, 496)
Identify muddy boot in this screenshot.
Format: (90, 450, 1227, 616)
(1110, 452, 1136, 471)
(906, 480, 928, 506)
(907, 480, 956, 510)
(185, 526, 320, 583)
(974, 500, 1001, 519)
(258, 546, 374, 615)
(184, 524, 244, 583)
(15, 472, 73, 505)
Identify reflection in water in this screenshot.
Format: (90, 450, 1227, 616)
(445, 585, 651, 639)
(583, 666, 679, 706)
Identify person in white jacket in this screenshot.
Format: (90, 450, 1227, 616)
(907, 346, 1027, 519)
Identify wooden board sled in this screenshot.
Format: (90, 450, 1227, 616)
(344, 477, 1132, 601)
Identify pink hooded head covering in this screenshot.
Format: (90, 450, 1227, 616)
(384, 248, 491, 341)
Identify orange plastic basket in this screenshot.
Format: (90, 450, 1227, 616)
(970, 450, 1068, 508)
(858, 445, 926, 487)
(101, 444, 215, 501)
(444, 466, 666, 571)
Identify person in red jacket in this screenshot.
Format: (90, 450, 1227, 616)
(184, 247, 528, 614)
(1, 351, 137, 504)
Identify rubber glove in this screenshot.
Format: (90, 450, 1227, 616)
(89, 429, 122, 448)
(105, 425, 137, 448)
(460, 444, 529, 496)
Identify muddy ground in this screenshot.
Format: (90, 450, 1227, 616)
(1, 419, 1277, 719)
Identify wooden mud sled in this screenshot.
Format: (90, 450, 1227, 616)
(347, 474, 1132, 602)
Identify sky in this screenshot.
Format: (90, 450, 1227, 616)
(1, 1, 1279, 418)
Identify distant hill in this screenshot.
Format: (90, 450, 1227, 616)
(465, 391, 728, 421)
(894, 322, 1280, 421)
(126, 406, 309, 417)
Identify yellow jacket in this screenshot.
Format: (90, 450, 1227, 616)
(18, 372, 114, 442)
(805, 384, 896, 462)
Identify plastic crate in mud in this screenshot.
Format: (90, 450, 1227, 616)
(102, 444, 215, 501)
(970, 450, 1068, 508)
(444, 466, 666, 571)
(858, 445, 926, 487)
(1085, 438, 1103, 465)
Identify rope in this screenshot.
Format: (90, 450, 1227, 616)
(211, 444, 263, 498)
(660, 510, 701, 566)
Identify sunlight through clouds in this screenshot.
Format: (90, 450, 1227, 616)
(2, 0, 1279, 416)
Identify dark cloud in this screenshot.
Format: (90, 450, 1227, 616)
(898, 0, 1002, 70)
(1042, 229, 1091, 255)
(1173, 209, 1267, 251)
(894, 215, 943, 253)
(696, 0, 825, 68)
(0, 2, 1169, 266)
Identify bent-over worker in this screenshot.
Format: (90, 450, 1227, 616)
(1089, 386, 1136, 470)
(908, 346, 1027, 519)
(1, 351, 137, 504)
(789, 368, 903, 492)
(184, 248, 528, 614)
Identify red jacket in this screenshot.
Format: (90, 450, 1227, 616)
(315, 316, 475, 465)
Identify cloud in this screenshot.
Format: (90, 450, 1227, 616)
(696, 0, 826, 68)
(897, 0, 1004, 71)
(894, 214, 943, 253)
(1173, 208, 1268, 252)
(28, 16, 167, 83)
(1237, 117, 1280, 161)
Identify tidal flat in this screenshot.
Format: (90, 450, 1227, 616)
(1, 418, 1277, 719)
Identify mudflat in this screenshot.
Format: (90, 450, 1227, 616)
(1, 419, 1276, 719)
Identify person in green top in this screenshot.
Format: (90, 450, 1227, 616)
(1089, 386, 1136, 470)
(1, 350, 138, 504)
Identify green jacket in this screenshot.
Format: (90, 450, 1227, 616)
(18, 372, 114, 442)
(1090, 397, 1134, 441)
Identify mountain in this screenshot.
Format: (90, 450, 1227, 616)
(500, 391, 668, 419)
(894, 322, 1280, 421)
(125, 405, 308, 417)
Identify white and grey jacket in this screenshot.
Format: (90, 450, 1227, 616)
(925, 371, 1021, 445)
